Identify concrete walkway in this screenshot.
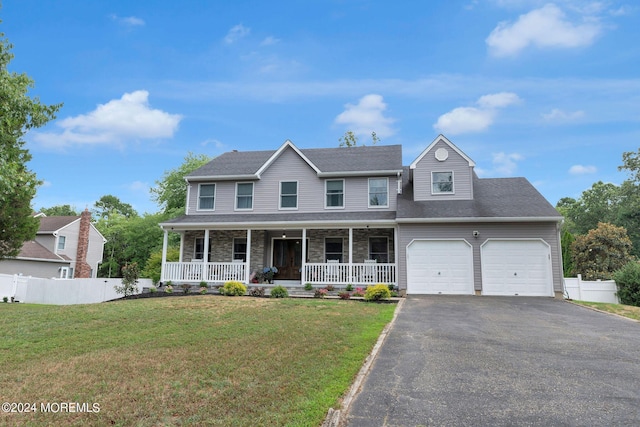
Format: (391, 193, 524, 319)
(344, 296, 640, 426)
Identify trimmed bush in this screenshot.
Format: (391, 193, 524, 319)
(181, 283, 192, 294)
(338, 292, 351, 300)
(364, 284, 391, 301)
(345, 284, 353, 291)
(314, 288, 328, 299)
(249, 287, 266, 297)
(614, 261, 640, 307)
(304, 282, 313, 291)
(270, 285, 288, 298)
(221, 281, 247, 296)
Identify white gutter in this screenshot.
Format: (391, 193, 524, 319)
(395, 216, 564, 223)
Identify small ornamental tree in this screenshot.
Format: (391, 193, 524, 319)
(570, 222, 635, 280)
(115, 262, 140, 297)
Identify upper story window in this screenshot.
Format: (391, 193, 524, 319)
(198, 184, 216, 210)
(236, 183, 254, 210)
(325, 179, 344, 208)
(432, 171, 453, 194)
(57, 235, 66, 250)
(368, 178, 388, 208)
(280, 181, 298, 209)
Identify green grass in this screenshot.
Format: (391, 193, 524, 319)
(572, 300, 640, 321)
(0, 296, 396, 426)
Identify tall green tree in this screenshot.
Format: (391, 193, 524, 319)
(0, 25, 61, 259)
(93, 194, 137, 220)
(38, 204, 79, 216)
(570, 222, 634, 280)
(150, 152, 211, 216)
(338, 130, 380, 147)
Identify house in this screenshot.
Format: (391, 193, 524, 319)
(159, 135, 564, 297)
(0, 209, 106, 279)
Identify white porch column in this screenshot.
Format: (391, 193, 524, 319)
(348, 227, 353, 283)
(394, 225, 399, 286)
(203, 229, 210, 260)
(161, 229, 169, 282)
(301, 228, 307, 283)
(245, 229, 252, 284)
(179, 232, 184, 262)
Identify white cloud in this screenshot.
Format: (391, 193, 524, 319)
(110, 14, 145, 27)
(260, 36, 280, 46)
(224, 24, 250, 44)
(334, 94, 396, 138)
(492, 152, 524, 175)
(486, 3, 602, 57)
(33, 90, 182, 148)
(542, 108, 585, 121)
(569, 164, 597, 174)
(433, 92, 520, 135)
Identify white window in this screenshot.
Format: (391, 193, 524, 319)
(368, 178, 388, 207)
(233, 238, 247, 261)
(432, 171, 453, 194)
(236, 183, 253, 210)
(59, 267, 69, 278)
(198, 184, 216, 210)
(280, 181, 298, 209)
(325, 180, 344, 208)
(325, 238, 343, 262)
(369, 237, 389, 263)
(57, 236, 66, 250)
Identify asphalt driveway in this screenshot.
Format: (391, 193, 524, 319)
(344, 296, 640, 426)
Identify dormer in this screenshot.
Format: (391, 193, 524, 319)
(409, 135, 475, 201)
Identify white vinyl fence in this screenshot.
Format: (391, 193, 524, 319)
(564, 274, 620, 304)
(0, 274, 151, 305)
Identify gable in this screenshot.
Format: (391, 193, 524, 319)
(410, 135, 475, 201)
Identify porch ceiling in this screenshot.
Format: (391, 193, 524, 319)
(160, 211, 397, 231)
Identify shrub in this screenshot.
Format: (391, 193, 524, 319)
(614, 261, 640, 307)
(221, 281, 247, 296)
(571, 222, 634, 280)
(314, 288, 328, 298)
(270, 285, 288, 298)
(250, 287, 266, 297)
(181, 283, 192, 294)
(364, 284, 391, 301)
(165, 285, 173, 294)
(114, 262, 140, 297)
(326, 284, 335, 292)
(345, 284, 353, 291)
(149, 286, 157, 293)
(387, 283, 395, 291)
(304, 282, 313, 291)
(2, 296, 7, 303)
(199, 281, 208, 288)
(352, 287, 365, 297)
(199, 286, 208, 295)
(338, 292, 351, 300)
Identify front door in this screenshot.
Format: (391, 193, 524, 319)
(273, 239, 303, 280)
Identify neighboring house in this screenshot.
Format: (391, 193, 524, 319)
(0, 209, 106, 279)
(159, 135, 564, 297)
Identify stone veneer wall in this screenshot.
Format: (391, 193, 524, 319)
(307, 228, 395, 263)
(182, 230, 265, 273)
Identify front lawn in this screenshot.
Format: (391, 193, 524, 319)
(0, 297, 396, 426)
(572, 300, 640, 321)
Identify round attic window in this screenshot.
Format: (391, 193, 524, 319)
(435, 147, 449, 161)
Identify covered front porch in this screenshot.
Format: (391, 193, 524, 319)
(160, 224, 398, 287)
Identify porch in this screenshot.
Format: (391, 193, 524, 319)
(162, 260, 396, 286)
(160, 224, 398, 287)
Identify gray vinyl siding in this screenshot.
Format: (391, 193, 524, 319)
(186, 146, 397, 215)
(0, 259, 69, 278)
(398, 221, 563, 294)
(412, 140, 473, 201)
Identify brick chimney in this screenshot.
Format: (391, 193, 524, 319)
(74, 208, 92, 278)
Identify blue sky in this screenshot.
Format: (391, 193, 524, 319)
(2, 0, 639, 214)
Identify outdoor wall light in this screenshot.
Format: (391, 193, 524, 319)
(282, 231, 287, 239)
(473, 230, 480, 238)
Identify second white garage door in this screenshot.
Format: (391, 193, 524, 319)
(406, 240, 474, 295)
(481, 239, 553, 296)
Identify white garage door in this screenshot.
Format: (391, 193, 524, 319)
(481, 240, 553, 296)
(406, 240, 474, 295)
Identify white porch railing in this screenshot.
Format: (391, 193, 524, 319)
(162, 262, 246, 283)
(304, 262, 396, 286)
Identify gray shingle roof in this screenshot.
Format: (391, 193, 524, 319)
(17, 241, 70, 262)
(37, 216, 80, 233)
(187, 143, 403, 178)
(397, 172, 562, 220)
